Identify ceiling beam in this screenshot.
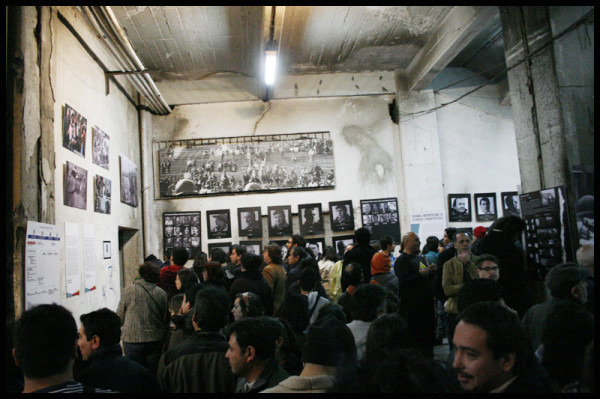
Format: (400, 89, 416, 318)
(400, 6, 498, 91)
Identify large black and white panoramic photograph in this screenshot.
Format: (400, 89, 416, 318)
(156, 132, 334, 197)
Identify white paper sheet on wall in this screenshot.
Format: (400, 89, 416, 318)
(410, 210, 446, 242)
(65, 222, 81, 297)
(24, 221, 61, 310)
(83, 224, 97, 292)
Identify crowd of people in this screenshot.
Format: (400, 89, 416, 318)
(8, 215, 594, 393)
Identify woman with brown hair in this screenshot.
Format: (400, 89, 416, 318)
(262, 244, 286, 315)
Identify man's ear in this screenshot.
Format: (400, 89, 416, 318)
(92, 335, 101, 351)
(501, 351, 516, 373)
(245, 345, 256, 363)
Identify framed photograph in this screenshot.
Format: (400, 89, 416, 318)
(268, 205, 293, 237)
(360, 197, 401, 242)
(62, 104, 87, 157)
(329, 200, 354, 232)
(208, 242, 232, 256)
(207, 209, 232, 239)
(102, 241, 111, 259)
(163, 211, 201, 259)
(448, 194, 472, 222)
(92, 126, 110, 170)
(298, 203, 324, 236)
(306, 237, 325, 259)
(120, 155, 138, 207)
(332, 235, 355, 259)
(64, 161, 87, 210)
(238, 207, 263, 238)
(93, 175, 111, 214)
(155, 132, 334, 198)
(240, 240, 262, 256)
(474, 193, 497, 222)
(501, 191, 521, 216)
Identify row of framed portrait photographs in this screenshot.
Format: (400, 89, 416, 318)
(448, 192, 521, 222)
(63, 158, 138, 213)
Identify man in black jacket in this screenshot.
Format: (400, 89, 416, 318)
(229, 253, 274, 316)
(75, 308, 158, 393)
(343, 227, 376, 289)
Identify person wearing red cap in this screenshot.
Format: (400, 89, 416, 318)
(369, 252, 399, 298)
(471, 226, 487, 255)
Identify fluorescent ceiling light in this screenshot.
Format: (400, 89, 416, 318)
(265, 51, 277, 86)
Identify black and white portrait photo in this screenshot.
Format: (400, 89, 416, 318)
(93, 175, 111, 214)
(163, 211, 201, 259)
(238, 207, 262, 238)
(207, 209, 232, 239)
(240, 241, 262, 256)
(448, 194, 472, 222)
(208, 242, 231, 256)
(299, 203, 324, 236)
(62, 104, 87, 157)
(501, 191, 521, 216)
(92, 126, 109, 170)
(306, 238, 325, 260)
(157, 132, 335, 198)
(64, 161, 87, 210)
(268, 206, 293, 237)
(120, 155, 138, 207)
(333, 235, 355, 259)
(474, 193, 497, 222)
(329, 200, 354, 232)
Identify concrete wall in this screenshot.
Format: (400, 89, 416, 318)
(49, 7, 142, 323)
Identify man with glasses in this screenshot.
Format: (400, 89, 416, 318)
(476, 254, 500, 281)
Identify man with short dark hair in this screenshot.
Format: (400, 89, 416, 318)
(284, 246, 307, 291)
(452, 302, 554, 393)
(13, 304, 113, 393)
(283, 235, 306, 271)
(75, 308, 158, 392)
(475, 254, 500, 281)
(225, 244, 246, 286)
(158, 286, 236, 393)
(229, 253, 274, 316)
(159, 246, 189, 299)
(226, 318, 289, 393)
(343, 227, 377, 287)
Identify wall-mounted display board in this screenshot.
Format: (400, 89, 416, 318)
(155, 132, 334, 197)
(62, 104, 87, 158)
(64, 161, 88, 210)
(92, 126, 110, 170)
(360, 198, 400, 242)
(520, 186, 574, 280)
(25, 221, 61, 309)
(299, 203, 324, 236)
(94, 175, 111, 214)
(448, 193, 472, 222)
(238, 207, 263, 239)
(206, 209, 232, 240)
(474, 193, 497, 222)
(329, 200, 354, 232)
(120, 155, 138, 207)
(163, 211, 201, 259)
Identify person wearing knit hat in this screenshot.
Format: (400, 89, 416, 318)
(260, 315, 357, 393)
(471, 226, 487, 255)
(369, 252, 399, 300)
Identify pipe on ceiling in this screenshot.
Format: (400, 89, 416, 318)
(77, 6, 171, 115)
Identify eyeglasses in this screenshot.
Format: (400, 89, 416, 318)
(478, 266, 499, 272)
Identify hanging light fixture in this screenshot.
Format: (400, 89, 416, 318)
(264, 49, 277, 86)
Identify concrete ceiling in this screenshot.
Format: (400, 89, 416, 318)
(110, 6, 507, 106)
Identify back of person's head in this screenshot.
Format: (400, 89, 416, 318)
(545, 262, 589, 300)
(475, 253, 500, 268)
(422, 236, 440, 254)
(228, 317, 276, 361)
(210, 247, 229, 264)
(169, 293, 185, 314)
(264, 244, 283, 264)
(291, 234, 306, 247)
(457, 279, 504, 313)
(299, 256, 319, 273)
(299, 267, 320, 292)
(458, 301, 532, 376)
(230, 244, 247, 258)
(139, 261, 160, 284)
(192, 253, 208, 275)
(184, 282, 204, 308)
(302, 315, 357, 368)
(79, 308, 121, 348)
(379, 236, 394, 252)
(342, 262, 363, 287)
(323, 246, 338, 262)
(193, 286, 230, 332)
(144, 254, 158, 263)
(13, 304, 78, 379)
(241, 253, 262, 272)
(541, 300, 594, 388)
(445, 227, 457, 243)
(352, 283, 387, 322)
(290, 245, 307, 261)
(172, 246, 190, 266)
(314, 303, 347, 324)
(203, 261, 224, 282)
(491, 215, 526, 238)
(235, 292, 265, 318)
(276, 294, 309, 334)
(354, 227, 371, 246)
(365, 313, 409, 363)
(177, 267, 199, 289)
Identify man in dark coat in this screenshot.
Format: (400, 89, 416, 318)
(343, 227, 376, 289)
(229, 253, 274, 316)
(75, 308, 158, 393)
